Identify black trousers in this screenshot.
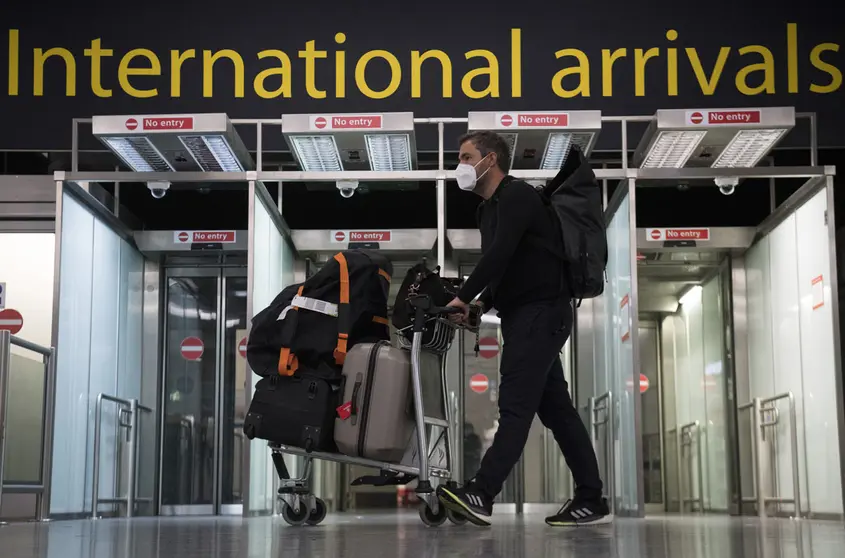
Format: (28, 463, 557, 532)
(474, 300, 604, 502)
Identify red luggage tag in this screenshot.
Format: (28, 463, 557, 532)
(337, 401, 353, 420)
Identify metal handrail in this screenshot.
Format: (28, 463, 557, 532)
(678, 420, 704, 513)
(0, 331, 57, 523)
(589, 391, 614, 509)
(91, 393, 153, 519)
(737, 393, 801, 518)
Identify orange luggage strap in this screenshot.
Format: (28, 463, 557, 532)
(378, 269, 391, 282)
(278, 286, 304, 376)
(333, 253, 351, 365)
(372, 316, 389, 325)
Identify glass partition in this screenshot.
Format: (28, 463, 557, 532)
(246, 181, 296, 515)
(51, 188, 145, 516)
(603, 178, 641, 516)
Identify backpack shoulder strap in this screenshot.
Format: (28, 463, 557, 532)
(333, 252, 351, 365)
(278, 285, 304, 376)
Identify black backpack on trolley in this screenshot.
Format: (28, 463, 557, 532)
(243, 249, 393, 452)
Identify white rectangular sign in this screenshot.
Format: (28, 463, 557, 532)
(330, 230, 392, 243)
(0, 282, 5, 310)
(173, 230, 237, 244)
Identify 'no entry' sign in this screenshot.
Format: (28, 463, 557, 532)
(0, 308, 24, 334)
(470, 374, 489, 394)
(238, 337, 247, 359)
(180, 336, 204, 361)
(478, 337, 499, 359)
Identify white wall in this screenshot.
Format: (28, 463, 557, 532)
(0, 233, 55, 349)
(743, 187, 843, 516)
(0, 232, 55, 487)
(50, 192, 145, 515)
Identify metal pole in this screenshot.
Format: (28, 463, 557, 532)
(753, 397, 765, 518)
(621, 120, 629, 170)
(606, 392, 615, 511)
(126, 398, 138, 518)
(37, 348, 57, 521)
(677, 428, 684, 512)
(787, 393, 802, 517)
(0, 330, 11, 518)
(410, 331, 430, 485)
(256, 122, 263, 172)
(696, 422, 704, 513)
(91, 393, 104, 519)
(437, 121, 446, 272)
(808, 113, 818, 167)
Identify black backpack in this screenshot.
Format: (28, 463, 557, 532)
(391, 263, 461, 344)
(536, 144, 608, 304)
(246, 249, 393, 380)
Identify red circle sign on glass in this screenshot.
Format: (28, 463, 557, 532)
(639, 373, 649, 393)
(125, 118, 138, 130)
(500, 114, 513, 127)
(0, 308, 24, 334)
(334, 231, 346, 242)
(238, 337, 247, 359)
(650, 229, 662, 240)
(478, 337, 499, 359)
(178, 231, 190, 242)
(470, 374, 489, 394)
(690, 112, 703, 124)
(180, 336, 204, 361)
(315, 116, 327, 129)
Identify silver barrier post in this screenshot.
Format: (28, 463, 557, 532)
(753, 397, 766, 518)
(0, 330, 11, 520)
(787, 393, 801, 517)
(126, 398, 138, 518)
(38, 347, 57, 521)
(91, 393, 104, 519)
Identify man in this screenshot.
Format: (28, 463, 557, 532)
(437, 131, 611, 527)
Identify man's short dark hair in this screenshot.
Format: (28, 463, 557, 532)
(458, 131, 511, 173)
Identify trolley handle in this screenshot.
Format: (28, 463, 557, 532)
(407, 295, 463, 333)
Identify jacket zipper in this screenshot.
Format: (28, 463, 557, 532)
(357, 341, 384, 456)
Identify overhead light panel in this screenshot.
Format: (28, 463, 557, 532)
(282, 112, 418, 172)
(104, 137, 174, 172)
(679, 285, 702, 306)
(467, 110, 602, 170)
(92, 113, 254, 172)
(365, 134, 412, 171)
(179, 135, 245, 172)
(291, 135, 343, 172)
(711, 129, 788, 168)
(633, 107, 795, 170)
(640, 131, 707, 169)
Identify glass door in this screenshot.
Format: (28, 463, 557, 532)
(159, 267, 247, 516)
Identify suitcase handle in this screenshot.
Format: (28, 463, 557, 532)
(351, 380, 362, 417)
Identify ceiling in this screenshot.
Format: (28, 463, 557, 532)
(637, 249, 726, 317)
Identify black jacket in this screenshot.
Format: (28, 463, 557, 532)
(456, 176, 568, 316)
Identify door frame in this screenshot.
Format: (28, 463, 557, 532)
(158, 265, 247, 516)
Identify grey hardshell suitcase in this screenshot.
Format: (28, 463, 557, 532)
(334, 341, 416, 463)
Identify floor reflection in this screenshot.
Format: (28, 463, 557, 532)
(0, 512, 842, 558)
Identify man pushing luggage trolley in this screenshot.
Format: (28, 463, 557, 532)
(438, 131, 613, 527)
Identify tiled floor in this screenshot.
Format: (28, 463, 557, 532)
(1, 510, 843, 558)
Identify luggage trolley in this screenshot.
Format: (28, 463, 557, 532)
(268, 294, 476, 526)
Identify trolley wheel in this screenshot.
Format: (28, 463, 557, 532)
(418, 502, 448, 527)
(281, 501, 310, 526)
(306, 498, 327, 526)
(446, 509, 468, 525)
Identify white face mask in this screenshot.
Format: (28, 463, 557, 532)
(455, 155, 491, 191)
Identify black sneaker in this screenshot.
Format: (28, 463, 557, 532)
(436, 482, 493, 526)
(545, 497, 613, 526)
